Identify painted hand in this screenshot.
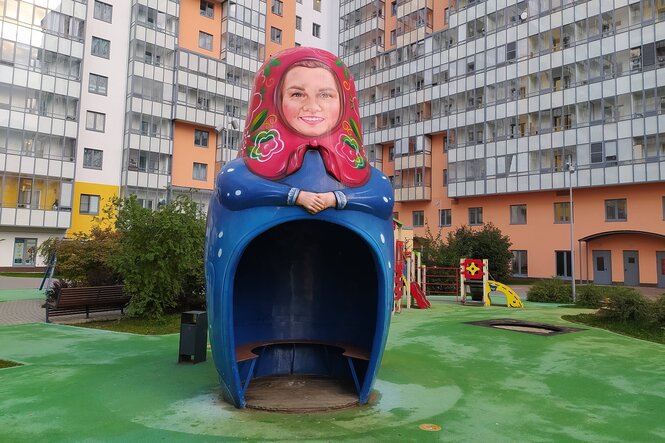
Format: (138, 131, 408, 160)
(296, 191, 337, 214)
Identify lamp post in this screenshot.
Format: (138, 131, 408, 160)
(566, 159, 576, 303)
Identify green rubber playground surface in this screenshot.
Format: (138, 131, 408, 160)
(1, 302, 664, 442)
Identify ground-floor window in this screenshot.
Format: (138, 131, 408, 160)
(511, 250, 528, 276)
(13, 238, 37, 266)
(555, 250, 572, 278)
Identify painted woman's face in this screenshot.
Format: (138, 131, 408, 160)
(281, 66, 341, 138)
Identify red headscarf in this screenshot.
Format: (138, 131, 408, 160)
(239, 47, 370, 187)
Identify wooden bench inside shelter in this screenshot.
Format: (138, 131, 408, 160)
(235, 340, 370, 396)
(45, 285, 130, 323)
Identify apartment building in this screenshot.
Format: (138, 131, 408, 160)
(0, 0, 339, 268)
(0, 0, 86, 268)
(342, 0, 665, 287)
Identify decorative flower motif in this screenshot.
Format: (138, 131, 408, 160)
(246, 129, 284, 162)
(335, 134, 366, 170)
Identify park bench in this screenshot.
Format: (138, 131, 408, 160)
(44, 285, 130, 323)
(235, 340, 370, 395)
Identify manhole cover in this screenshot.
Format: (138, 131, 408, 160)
(465, 319, 584, 336)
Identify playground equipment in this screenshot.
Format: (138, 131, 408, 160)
(459, 258, 523, 308)
(393, 232, 430, 312)
(205, 48, 394, 409)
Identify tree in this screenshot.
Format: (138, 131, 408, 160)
(421, 223, 513, 281)
(110, 195, 206, 318)
(38, 227, 122, 286)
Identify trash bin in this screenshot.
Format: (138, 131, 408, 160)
(178, 310, 208, 363)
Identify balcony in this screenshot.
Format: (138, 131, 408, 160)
(394, 151, 432, 170)
(394, 186, 431, 202)
(0, 206, 71, 229)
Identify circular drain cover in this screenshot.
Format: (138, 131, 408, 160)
(244, 375, 359, 412)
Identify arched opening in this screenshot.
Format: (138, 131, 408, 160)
(233, 220, 379, 410)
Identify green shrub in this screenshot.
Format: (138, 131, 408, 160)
(111, 195, 206, 318)
(653, 294, 665, 327)
(575, 284, 606, 308)
(526, 278, 572, 303)
(601, 288, 652, 324)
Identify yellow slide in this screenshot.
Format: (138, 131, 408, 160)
(486, 280, 524, 308)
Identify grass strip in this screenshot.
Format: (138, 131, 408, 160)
(70, 313, 181, 335)
(563, 313, 665, 345)
(0, 272, 45, 278)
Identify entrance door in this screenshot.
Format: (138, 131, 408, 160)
(657, 251, 665, 288)
(623, 251, 640, 286)
(592, 250, 612, 285)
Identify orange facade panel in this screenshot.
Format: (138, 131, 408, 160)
(396, 182, 665, 284)
(179, 0, 221, 56)
(172, 121, 216, 190)
(265, 1, 296, 58)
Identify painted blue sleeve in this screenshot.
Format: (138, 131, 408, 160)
(336, 168, 394, 220)
(216, 159, 297, 211)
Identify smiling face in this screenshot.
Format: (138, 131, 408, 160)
(280, 66, 342, 138)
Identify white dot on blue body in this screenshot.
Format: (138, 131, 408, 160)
(228, 168, 235, 172)
(381, 175, 387, 180)
(382, 196, 389, 202)
(388, 261, 392, 269)
(235, 190, 242, 196)
(226, 193, 230, 197)
(218, 231, 224, 238)
(217, 249, 222, 258)
(380, 233, 385, 244)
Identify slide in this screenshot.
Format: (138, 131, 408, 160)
(486, 280, 524, 308)
(410, 281, 431, 309)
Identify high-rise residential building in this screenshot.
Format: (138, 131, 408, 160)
(0, 0, 339, 268)
(2, 0, 664, 289)
(342, 0, 665, 287)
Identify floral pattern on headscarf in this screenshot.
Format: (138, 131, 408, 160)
(240, 47, 370, 187)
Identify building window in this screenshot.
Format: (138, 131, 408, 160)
(199, 31, 213, 50)
(390, 29, 396, 45)
(510, 204, 527, 224)
(296, 16, 302, 30)
(554, 202, 570, 223)
(512, 250, 528, 277)
(194, 129, 209, 147)
(88, 73, 108, 95)
(444, 7, 449, 24)
(272, 0, 283, 16)
(439, 209, 451, 227)
(196, 91, 210, 110)
(80, 194, 100, 215)
(555, 250, 572, 278)
(605, 199, 627, 221)
(469, 207, 483, 225)
(193, 162, 208, 181)
(312, 23, 321, 38)
(83, 148, 103, 169)
(313, 0, 321, 12)
(391, 1, 397, 16)
(13, 238, 37, 266)
(91, 37, 110, 58)
(412, 210, 424, 227)
(443, 169, 448, 186)
(271, 27, 282, 44)
(200, 1, 214, 18)
(86, 111, 106, 132)
(94, 1, 113, 22)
